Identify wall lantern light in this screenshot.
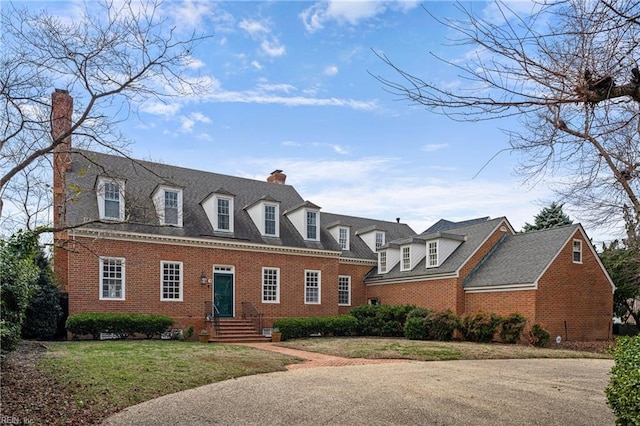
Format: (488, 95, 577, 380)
(200, 270, 208, 285)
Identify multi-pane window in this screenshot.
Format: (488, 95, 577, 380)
(265, 205, 277, 236)
(217, 198, 230, 230)
(164, 190, 179, 226)
(428, 241, 438, 267)
(306, 211, 317, 240)
(339, 228, 349, 250)
(100, 257, 124, 300)
(338, 275, 351, 306)
(379, 251, 387, 273)
(573, 240, 582, 263)
(305, 270, 320, 304)
(104, 182, 121, 219)
(375, 232, 385, 250)
(402, 246, 411, 271)
(262, 267, 280, 303)
(161, 261, 182, 301)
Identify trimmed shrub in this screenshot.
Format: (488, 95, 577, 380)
(606, 335, 640, 425)
(460, 312, 503, 343)
(407, 307, 434, 320)
(65, 313, 173, 340)
(426, 310, 459, 341)
(404, 317, 427, 340)
(273, 316, 357, 340)
(528, 323, 550, 347)
(500, 313, 527, 344)
(350, 304, 416, 337)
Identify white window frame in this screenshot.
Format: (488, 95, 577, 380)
(304, 270, 321, 304)
(338, 275, 351, 306)
(379, 251, 387, 273)
(573, 239, 582, 264)
(215, 196, 234, 232)
(160, 261, 183, 301)
(375, 232, 385, 250)
(401, 246, 411, 271)
(163, 189, 182, 227)
(99, 257, 125, 300)
(264, 204, 279, 237)
(97, 177, 125, 221)
(306, 210, 319, 240)
(262, 267, 280, 303)
(427, 241, 438, 268)
(338, 227, 349, 250)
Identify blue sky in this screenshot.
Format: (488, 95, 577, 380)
(25, 1, 611, 241)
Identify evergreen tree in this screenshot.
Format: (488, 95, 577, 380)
(523, 202, 573, 232)
(22, 251, 63, 340)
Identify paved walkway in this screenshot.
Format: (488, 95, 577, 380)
(237, 342, 409, 369)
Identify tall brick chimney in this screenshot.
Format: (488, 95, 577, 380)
(267, 169, 286, 184)
(52, 89, 73, 229)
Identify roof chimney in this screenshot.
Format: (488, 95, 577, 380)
(267, 169, 286, 184)
(52, 89, 73, 230)
(396, 217, 400, 224)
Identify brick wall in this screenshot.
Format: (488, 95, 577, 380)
(535, 231, 613, 341)
(465, 289, 537, 321)
(337, 263, 374, 315)
(365, 278, 459, 312)
(63, 235, 357, 331)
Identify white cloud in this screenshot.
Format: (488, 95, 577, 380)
(324, 65, 339, 76)
(141, 102, 182, 117)
(301, 0, 420, 32)
(421, 143, 448, 152)
(251, 60, 263, 70)
(165, 0, 216, 32)
(261, 39, 286, 57)
(256, 82, 296, 93)
(180, 112, 211, 132)
(239, 19, 269, 37)
(184, 55, 205, 70)
(230, 155, 552, 234)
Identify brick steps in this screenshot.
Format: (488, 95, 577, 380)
(208, 318, 270, 343)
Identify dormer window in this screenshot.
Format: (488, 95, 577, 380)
(265, 204, 277, 236)
(201, 190, 235, 233)
(375, 232, 385, 249)
(338, 227, 349, 250)
(427, 241, 438, 268)
(97, 177, 125, 221)
(217, 197, 231, 231)
(306, 210, 318, 240)
(379, 251, 387, 273)
(153, 185, 183, 227)
(401, 246, 411, 271)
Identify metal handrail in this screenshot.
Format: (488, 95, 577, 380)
(241, 301, 263, 333)
(204, 301, 220, 334)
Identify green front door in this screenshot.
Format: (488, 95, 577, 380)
(213, 273, 233, 317)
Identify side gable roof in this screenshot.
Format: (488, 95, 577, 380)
(321, 212, 415, 260)
(423, 217, 490, 234)
(366, 217, 509, 282)
(463, 224, 583, 290)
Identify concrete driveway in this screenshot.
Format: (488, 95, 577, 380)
(103, 357, 614, 426)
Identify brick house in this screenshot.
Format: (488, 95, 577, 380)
(51, 90, 614, 341)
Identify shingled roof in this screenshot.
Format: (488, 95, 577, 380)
(464, 224, 581, 289)
(365, 217, 510, 282)
(64, 149, 414, 253)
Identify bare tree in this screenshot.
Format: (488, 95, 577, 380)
(0, 0, 211, 234)
(373, 0, 640, 230)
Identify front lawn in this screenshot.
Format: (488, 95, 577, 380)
(279, 337, 614, 361)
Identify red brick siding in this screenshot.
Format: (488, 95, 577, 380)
(535, 232, 613, 341)
(337, 263, 374, 315)
(365, 278, 459, 312)
(465, 290, 537, 321)
(63, 236, 352, 331)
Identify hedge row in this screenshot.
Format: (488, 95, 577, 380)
(273, 305, 543, 346)
(273, 315, 357, 340)
(66, 312, 173, 340)
(606, 335, 640, 425)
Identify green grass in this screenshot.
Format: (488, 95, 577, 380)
(38, 341, 300, 413)
(279, 337, 613, 361)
